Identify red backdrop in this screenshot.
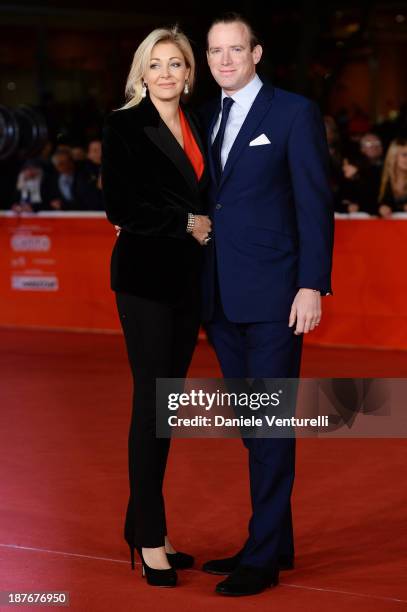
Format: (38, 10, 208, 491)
(1, 212, 406, 349)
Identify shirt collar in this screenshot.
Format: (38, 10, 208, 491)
(221, 73, 263, 111)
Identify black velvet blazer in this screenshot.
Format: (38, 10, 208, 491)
(101, 96, 209, 305)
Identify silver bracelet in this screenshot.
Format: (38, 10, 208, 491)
(186, 213, 195, 233)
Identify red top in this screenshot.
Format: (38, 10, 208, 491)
(179, 108, 204, 181)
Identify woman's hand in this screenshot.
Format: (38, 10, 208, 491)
(191, 215, 212, 245)
(11, 202, 33, 213)
(50, 199, 62, 210)
(378, 204, 392, 218)
(115, 216, 212, 242)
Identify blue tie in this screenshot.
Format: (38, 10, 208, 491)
(212, 96, 234, 182)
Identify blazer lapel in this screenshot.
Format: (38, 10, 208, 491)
(144, 121, 198, 194)
(218, 84, 275, 191)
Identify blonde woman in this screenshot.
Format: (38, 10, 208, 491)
(378, 138, 407, 218)
(101, 27, 210, 587)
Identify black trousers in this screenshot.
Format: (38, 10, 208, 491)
(116, 291, 201, 548)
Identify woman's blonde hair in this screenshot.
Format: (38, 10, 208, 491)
(120, 26, 195, 109)
(379, 137, 407, 201)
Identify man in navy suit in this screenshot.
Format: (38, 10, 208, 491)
(200, 13, 334, 596)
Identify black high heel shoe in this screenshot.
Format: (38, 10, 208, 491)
(127, 538, 194, 570)
(166, 551, 194, 569)
(128, 544, 177, 587)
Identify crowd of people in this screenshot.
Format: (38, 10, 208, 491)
(10, 139, 103, 213)
(6, 108, 407, 218)
(325, 115, 407, 218)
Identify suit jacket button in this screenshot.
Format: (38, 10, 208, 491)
(216, 203, 222, 210)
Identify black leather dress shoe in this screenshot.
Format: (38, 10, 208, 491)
(202, 552, 242, 575)
(215, 565, 279, 597)
(277, 556, 294, 571)
(202, 552, 293, 575)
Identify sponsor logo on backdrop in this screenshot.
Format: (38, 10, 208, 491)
(11, 256, 27, 267)
(11, 275, 59, 291)
(11, 234, 51, 252)
(9, 229, 58, 292)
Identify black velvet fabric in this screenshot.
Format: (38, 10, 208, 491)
(101, 96, 209, 305)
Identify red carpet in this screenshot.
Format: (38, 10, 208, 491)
(0, 328, 406, 611)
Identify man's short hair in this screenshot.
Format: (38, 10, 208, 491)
(207, 12, 261, 51)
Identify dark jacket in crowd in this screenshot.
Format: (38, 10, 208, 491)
(337, 171, 380, 215)
(41, 163, 99, 211)
(78, 159, 104, 210)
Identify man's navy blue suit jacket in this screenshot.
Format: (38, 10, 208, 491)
(199, 80, 334, 323)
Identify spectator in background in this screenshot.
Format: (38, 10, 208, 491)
(337, 149, 377, 215)
(11, 160, 44, 213)
(378, 137, 407, 218)
(360, 133, 384, 214)
(41, 150, 90, 210)
(38, 140, 55, 175)
(81, 139, 103, 210)
(82, 139, 102, 181)
(87, 139, 102, 168)
(360, 133, 384, 167)
(71, 145, 87, 161)
(55, 144, 72, 156)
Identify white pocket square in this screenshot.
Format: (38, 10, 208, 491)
(249, 134, 271, 146)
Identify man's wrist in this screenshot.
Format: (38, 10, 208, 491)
(300, 287, 320, 294)
(300, 287, 333, 296)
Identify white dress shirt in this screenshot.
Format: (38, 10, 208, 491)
(58, 173, 74, 201)
(211, 73, 263, 170)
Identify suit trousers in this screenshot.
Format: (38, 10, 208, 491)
(116, 291, 201, 548)
(206, 273, 303, 569)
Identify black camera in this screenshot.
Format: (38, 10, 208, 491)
(0, 105, 48, 161)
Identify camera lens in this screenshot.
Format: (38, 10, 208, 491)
(0, 105, 48, 161)
(0, 105, 19, 160)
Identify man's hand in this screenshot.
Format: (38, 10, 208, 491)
(191, 215, 212, 245)
(289, 288, 321, 335)
(114, 225, 121, 236)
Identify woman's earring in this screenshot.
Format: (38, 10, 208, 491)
(142, 81, 147, 98)
(184, 80, 189, 95)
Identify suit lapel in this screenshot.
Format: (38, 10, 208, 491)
(216, 84, 275, 191)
